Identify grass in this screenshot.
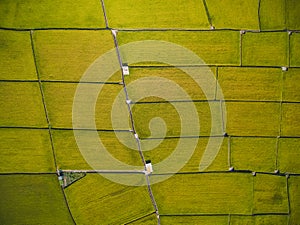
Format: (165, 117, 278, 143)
(287, 0, 300, 30)
(283, 68, 300, 101)
(226, 102, 280, 136)
(124, 67, 217, 101)
(0, 30, 37, 80)
(231, 137, 276, 172)
(117, 30, 240, 66)
(141, 137, 228, 173)
(230, 215, 288, 225)
(290, 33, 300, 67)
(217, 67, 282, 101)
(42, 83, 130, 130)
(253, 174, 288, 213)
(33, 30, 118, 81)
(0, 82, 47, 127)
(65, 174, 154, 224)
(161, 215, 228, 224)
(0, 128, 55, 172)
(52, 130, 143, 170)
(105, 0, 209, 29)
(289, 176, 300, 224)
(150, 173, 253, 214)
(281, 103, 300, 136)
(0, 0, 105, 28)
(132, 101, 223, 138)
(205, 0, 259, 29)
(278, 138, 300, 173)
(259, 0, 286, 30)
(242, 32, 288, 66)
(0, 174, 74, 224)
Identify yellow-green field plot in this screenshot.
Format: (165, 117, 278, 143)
(0, 82, 47, 127)
(226, 102, 280, 136)
(205, 0, 259, 30)
(283, 68, 300, 102)
(42, 83, 129, 129)
(65, 174, 154, 224)
(52, 130, 143, 170)
(0, 128, 54, 173)
(0, 30, 36, 80)
(242, 32, 288, 66)
(259, 0, 286, 30)
(287, 0, 300, 30)
(253, 174, 288, 213)
(117, 31, 240, 66)
(230, 215, 288, 225)
(281, 103, 300, 136)
(217, 67, 282, 101)
(33, 30, 118, 81)
(151, 173, 253, 214)
(290, 33, 300, 67)
(125, 67, 217, 101)
(161, 215, 228, 224)
(0, 175, 74, 224)
(105, 0, 209, 29)
(0, 0, 105, 28)
(278, 138, 300, 173)
(289, 176, 300, 224)
(132, 101, 223, 138)
(231, 137, 276, 172)
(141, 137, 228, 173)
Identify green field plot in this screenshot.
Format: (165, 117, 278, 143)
(118, 31, 240, 66)
(231, 137, 276, 172)
(52, 130, 143, 170)
(283, 68, 300, 101)
(0, 82, 47, 127)
(289, 176, 300, 224)
(0, 174, 74, 224)
(151, 173, 253, 214)
(105, 0, 209, 29)
(43, 83, 130, 129)
(242, 32, 288, 66)
(128, 213, 157, 225)
(132, 101, 223, 138)
(278, 138, 300, 173)
(290, 33, 300, 67)
(0, 30, 37, 80)
(0, 128, 54, 172)
(217, 67, 282, 101)
(65, 174, 153, 224)
(253, 174, 288, 213)
(281, 103, 300, 136)
(34, 30, 118, 81)
(226, 102, 280, 136)
(287, 0, 300, 30)
(0, 0, 105, 28)
(259, 0, 286, 30)
(230, 215, 288, 225)
(125, 67, 217, 101)
(141, 137, 228, 173)
(205, 0, 259, 29)
(161, 215, 228, 224)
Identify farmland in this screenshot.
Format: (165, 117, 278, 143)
(0, 0, 299, 224)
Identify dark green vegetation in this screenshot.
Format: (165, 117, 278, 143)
(0, 0, 299, 224)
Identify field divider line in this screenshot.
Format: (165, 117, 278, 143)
(111, 31, 161, 224)
(258, 0, 262, 31)
(228, 136, 232, 168)
(30, 30, 77, 225)
(124, 212, 156, 225)
(61, 170, 145, 174)
(202, 0, 213, 28)
(286, 175, 291, 216)
(100, 0, 109, 28)
(29, 30, 57, 170)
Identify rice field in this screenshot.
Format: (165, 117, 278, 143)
(0, 0, 299, 224)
